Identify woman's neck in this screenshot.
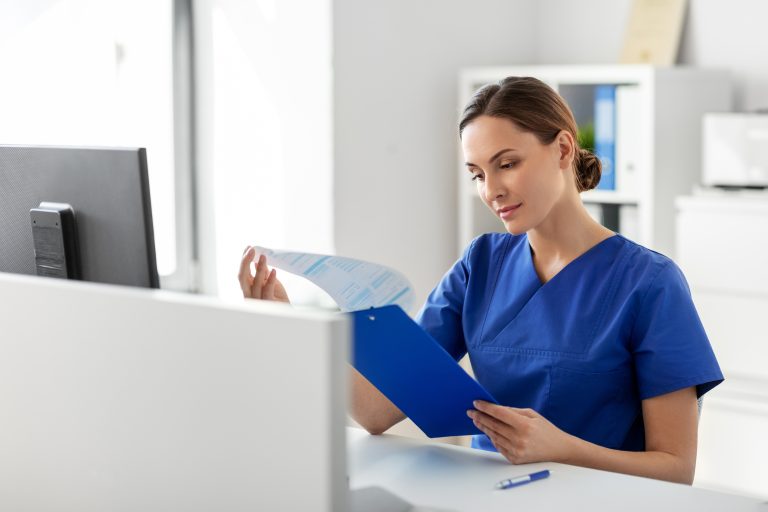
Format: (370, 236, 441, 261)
(526, 193, 615, 281)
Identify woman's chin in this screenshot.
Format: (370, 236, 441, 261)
(501, 219, 528, 236)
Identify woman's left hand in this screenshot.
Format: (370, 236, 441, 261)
(467, 401, 575, 464)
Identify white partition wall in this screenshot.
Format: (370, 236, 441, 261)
(0, 273, 349, 511)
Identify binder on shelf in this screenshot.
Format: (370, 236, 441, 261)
(351, 305, 498, 438)
(615, 85, 642, 196)
(594, 85, 617, 191)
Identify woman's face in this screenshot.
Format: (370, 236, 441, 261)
(461, 115, 572, 235)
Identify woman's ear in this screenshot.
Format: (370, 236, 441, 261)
(555, 130, 575, 171)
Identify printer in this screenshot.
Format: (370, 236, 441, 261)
(703, 113, 768, 188)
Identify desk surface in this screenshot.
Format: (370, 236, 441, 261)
(347, 428, 767, 512)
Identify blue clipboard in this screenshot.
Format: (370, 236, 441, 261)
(350, 305, 498, 438)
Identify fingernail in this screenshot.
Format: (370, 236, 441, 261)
(466, 410, 474, 418)
(473, 400, 480, 408)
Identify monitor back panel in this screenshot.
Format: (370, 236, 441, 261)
(0, 273, 349, 511)
(0, 145, 159, 287)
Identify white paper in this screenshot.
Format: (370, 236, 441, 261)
(253, 246, 415, 313)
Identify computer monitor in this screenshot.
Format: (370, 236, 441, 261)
(0, 145, 159, 288)
(0, 272, 348, 511)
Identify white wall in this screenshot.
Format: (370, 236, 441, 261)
(333, 0, 537, 309)
(678, 0, 768, 111)
(534, 0, 768, 111)
(533, 0, 632, 65)
(334, 0, 768, 309)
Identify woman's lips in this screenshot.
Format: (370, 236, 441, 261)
(498, 203, 522, 220)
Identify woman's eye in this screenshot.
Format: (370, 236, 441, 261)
(501, 161, 519, 169)
(471, 173, 484, 182)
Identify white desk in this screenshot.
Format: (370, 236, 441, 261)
(347, 428, 768, 512)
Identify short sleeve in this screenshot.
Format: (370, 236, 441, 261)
(630, 260, 724, 400)
(413, 238, 476, 362)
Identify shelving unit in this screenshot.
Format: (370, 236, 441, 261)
(676, 189, 768, 499)
(457, 65, 732, 258)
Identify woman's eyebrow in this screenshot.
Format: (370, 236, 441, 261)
(465, 148, 518, 167)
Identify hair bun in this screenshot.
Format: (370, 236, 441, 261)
(575, 148, 602, 192)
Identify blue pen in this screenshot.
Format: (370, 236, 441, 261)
(495, 469, 550, 490)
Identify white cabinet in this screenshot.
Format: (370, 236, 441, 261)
(676, 190, 768, 499)
(458, 65, 731, 259)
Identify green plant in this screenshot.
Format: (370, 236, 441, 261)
(577, 121, 595, 152)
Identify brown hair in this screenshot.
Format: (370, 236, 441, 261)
(458, 76, 601, 192)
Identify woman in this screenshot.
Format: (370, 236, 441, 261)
(238, 77, 723, 485)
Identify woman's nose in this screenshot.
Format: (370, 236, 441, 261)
(484, 175, 506, 203)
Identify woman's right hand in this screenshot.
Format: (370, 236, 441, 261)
(238, 247, 403, 434)
(238, 246, 291, 303)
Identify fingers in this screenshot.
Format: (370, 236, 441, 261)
(469, 412, 518, 461)
(474, 401, 536, 426)
(238, 246, 288, 303)
(470, 409, 515, 437)
(484, 426, 518, 460)
(262, 268, 277, 300)
(239, 246, 256, 297)
(250, 254, 269, 298)
(273, 277, 291, 304)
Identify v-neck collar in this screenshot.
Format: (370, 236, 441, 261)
(477, 232, 625, 350)
(524, 232, 620, 288)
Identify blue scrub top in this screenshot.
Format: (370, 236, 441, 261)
(415, 233, 723, 452)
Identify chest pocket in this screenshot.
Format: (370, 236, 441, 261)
(545, 365, 639, 450)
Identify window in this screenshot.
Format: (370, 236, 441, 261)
(0, 0, 334, 302)
(201, 0, 334, 304)
(0, 0, 178, 277)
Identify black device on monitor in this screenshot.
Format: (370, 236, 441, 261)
(0, 145, 160, 288)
